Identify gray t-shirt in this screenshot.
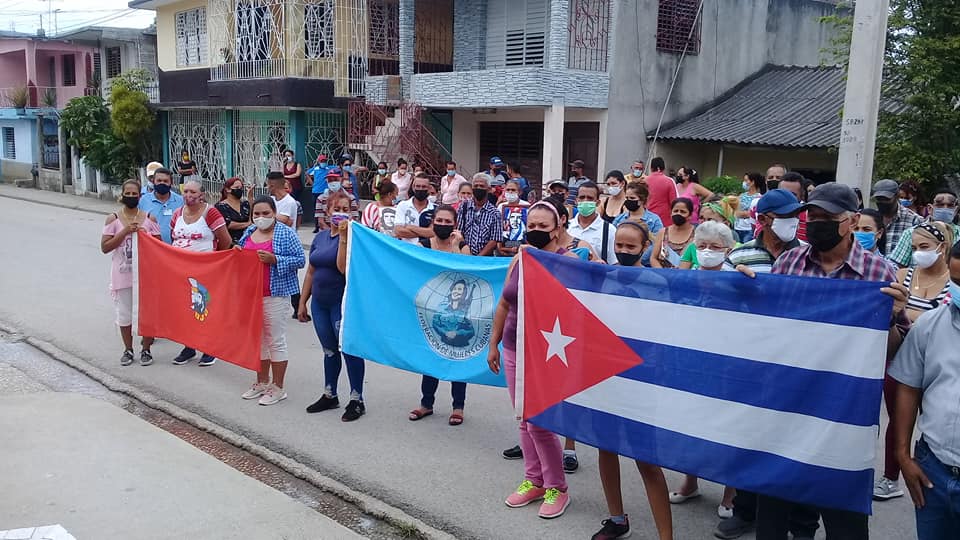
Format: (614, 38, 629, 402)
(889, 302, 960, 466)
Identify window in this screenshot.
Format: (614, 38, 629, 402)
(176, 8, 208, 67)
(304, 1, 335, 59)
(568, 0, 610, 71)
(62, 55, 76, 86)
(92, 52, 102, 81)
(479, 122, 544, 190)
(106, 46, 122, 78)
(2, 127, 15, 160)
(368, 0, 399, 56)
(486, 0, 548, 68)
(656, 0, 701, 54)
(235, 2, 273, 63)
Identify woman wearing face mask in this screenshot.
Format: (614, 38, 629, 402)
(735, 172, 767, 243)
(853, 208, 886, 254)
(440, 161, 467, 205)
(391, 158, 411, 200)
(102, 179, 162, 367)
(299, 192, 368, 422)
(454, 182, 473, 210)
(176, 150, 197, 184)
(489, 200, 579, 520)
(676, 167, 714, 224)
(651, 198, 696, 268)
(498, 179, 532, 257)
(680, 198, 739, 269)
(315, 169, 360, 231)
(362, 181, 399, 236)
(371, 161, 389, 200)
(216, 177, 253, 245)
(409, 206, 471, 425)
(898, 180, 925, 218)
(427, 181, 440, 206)
(282, 149, 304, 202)
(598, 170, 628, 223)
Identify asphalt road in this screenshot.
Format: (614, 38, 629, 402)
(0, 195, 918, 539)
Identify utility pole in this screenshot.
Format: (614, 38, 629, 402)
(835, 0, 890, 196)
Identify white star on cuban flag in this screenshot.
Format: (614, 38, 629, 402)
(540, 317, 575, 366)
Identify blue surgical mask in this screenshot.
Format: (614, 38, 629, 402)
(742, 181, 750, 191)
(932, 207, 957, 223)
(328, 181, 342, 192)
(343, 165, 353, 172)
(377, 168, 387, 175)
(632, 169, 643, 177)
(447, 170, 456, 177)
(899, 198, 912, 207)
(950, 280, 960, 308)
(853, 231, 877, 251)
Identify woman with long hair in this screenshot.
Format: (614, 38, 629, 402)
(676, 167, 714, 224)
(215, 177, 252, 245)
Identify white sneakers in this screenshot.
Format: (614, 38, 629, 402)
(241, 382, 287, 405)
(241, 382, 267, 400)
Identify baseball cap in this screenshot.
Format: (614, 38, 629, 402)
(489, 156, 504, 166)
(548, 179, 567, 189)
(145, 161, 163, 177)
(756, 188, 802, 216)
(326, 167, 342, 178)
(802, 182, 860, 215)
(569, 159, 585, 168)
(871, 179, 899, 200)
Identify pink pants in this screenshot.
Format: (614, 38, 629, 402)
(504, 347, 567, 491)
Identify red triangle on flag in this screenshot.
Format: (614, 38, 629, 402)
(519, 251, 644, 420)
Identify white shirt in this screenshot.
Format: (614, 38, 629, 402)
(391, 171, 412, 200)
(568, 213, 617, 264)
(273, 194, 299, 223)
(440, 173, 467, 205)
(395, 199, 436, 244)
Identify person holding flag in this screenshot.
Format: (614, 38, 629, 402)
(237, 196, 305, 406)
(488, 198, 579, 520)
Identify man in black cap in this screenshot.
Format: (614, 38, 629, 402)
(567, 159, 591, 205)
(756, 182, 910, 540)
(872, 179, 922, 254)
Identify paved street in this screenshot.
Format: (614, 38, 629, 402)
(0, 188, 918, 539)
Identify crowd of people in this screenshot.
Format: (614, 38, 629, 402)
(101, 155, 960, 540)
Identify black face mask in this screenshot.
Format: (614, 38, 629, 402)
(473, 188, 488, 202)
(434, 224, 454, 240)
(876, 200, 897, 215)
(615, 251, 642, 267)
(526, 229, 553, 249)
(413, 189, 429, 201)
(806, 220, 845, 252)
(121, 196, 140, 209)
(230, 188, 244, 198)
(671, 214, 688, 226)
(153, 183, 171, 195)
(624, 200, 641, 212)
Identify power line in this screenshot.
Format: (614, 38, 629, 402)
(54, 9, 139, 35)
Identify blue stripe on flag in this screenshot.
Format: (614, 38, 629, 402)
(617, 340, 884, 427)
(527, 249, 892, 330)
(531, 402, 874, 514)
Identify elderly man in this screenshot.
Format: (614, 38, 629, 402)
(457, 173, 503, 256)
(872, 179, 923, 255)
(890, 241, 960, 540)
(755, 182, 910, 540)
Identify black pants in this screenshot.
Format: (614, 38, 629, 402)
(420, 375, 466, 410)
(734, 490, 819, 537)
(757, 494, 866, 540)
(180, 347, 214, 363)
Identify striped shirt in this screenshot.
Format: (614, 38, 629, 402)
(722, 233, 802, 273)
(883, 206, 924, 254)
(457, 198, 503, 255)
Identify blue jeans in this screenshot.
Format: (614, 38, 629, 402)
(420, 376, 466, 410)
(915, 438, 960, 540)
(311, 296, 364, 400)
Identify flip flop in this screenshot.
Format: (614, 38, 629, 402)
(448, 412, 464, 426)
(669, 490, 701, 504)
(408, 408, 433, 421)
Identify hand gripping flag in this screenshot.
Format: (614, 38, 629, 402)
(135, 231, 264, 371)
(516, 249, 892, 514)
(341, 224, 508, 386)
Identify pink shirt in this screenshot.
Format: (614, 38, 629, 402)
(440, 173, 467, 205)
(243, 237, 273, 297)
(103, 213, 160, 291)
(646, 171, 679, 227)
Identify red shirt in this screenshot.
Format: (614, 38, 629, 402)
(645, 171, 678, 226)
(796, 211, 808, 242)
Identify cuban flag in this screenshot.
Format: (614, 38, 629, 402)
(516, 249, 892, 514)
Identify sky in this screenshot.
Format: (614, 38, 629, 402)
(0, 0, 155, 36)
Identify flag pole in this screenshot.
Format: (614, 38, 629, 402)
(514, 250, 526, 419)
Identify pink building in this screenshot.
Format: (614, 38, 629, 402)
(0, 31, 98, 109)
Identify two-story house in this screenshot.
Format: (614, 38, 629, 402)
(131, 0, 841, 197)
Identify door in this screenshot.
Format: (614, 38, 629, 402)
(563, 122, 600, 181)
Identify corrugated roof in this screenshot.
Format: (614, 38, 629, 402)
(653, 65, 858, 149)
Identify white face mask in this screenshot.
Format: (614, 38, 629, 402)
(912, 248, 941, 269)
(697, 248, 727, 269)
(607, 186, 622, 196)
(505, 192, 519, 203)
(770, 217, 800, 242)
(427, 195, 438, 205)
(253, 217, 275, 231)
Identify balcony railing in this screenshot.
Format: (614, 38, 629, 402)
(0, 85, 86, 109)
(84, 79, 160, 105)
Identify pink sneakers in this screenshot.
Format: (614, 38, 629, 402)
(538, 488, 570, 519)
(505, 480, 546, 508)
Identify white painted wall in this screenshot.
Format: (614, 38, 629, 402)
(0, 118, 36, 164)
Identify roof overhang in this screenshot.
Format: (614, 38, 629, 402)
(128, 0, 181, 9)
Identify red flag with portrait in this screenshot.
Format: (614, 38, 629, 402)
(136, 231, 263, 370)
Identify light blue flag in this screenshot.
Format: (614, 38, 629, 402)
(341, 224, 509, 387)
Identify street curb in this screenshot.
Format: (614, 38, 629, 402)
(12, 327, 457, 540)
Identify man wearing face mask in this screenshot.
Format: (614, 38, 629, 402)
(141, 161, 164, 195)
(887, 188, 960, 268)
(872, 179, 923, 255)
(755, 182, 910, 540)
(139, 168, 184, 244)
(722, 189, 804, 275)
(567, 181, 617, 264)
(396, 174, 437, 245)
(566, 159, 591, 206)
(315, 169, 360, 231)
(456, 173, 503, 256)
(629, 160, 646, 181)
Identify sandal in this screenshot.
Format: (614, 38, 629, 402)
(448, 411, 464, 426)
(408, 408, 433, 421)
(668, 490, 701, 504)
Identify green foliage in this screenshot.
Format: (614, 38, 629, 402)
(6, 85, 28, 108)
(84, 132, 139, 181)
(41, 87, 57, 108)
(703, 176, 744, 195)
(110, 84, 154, 148)
(60, 95, 110, 151)
(819, 2, 853, 66)
(110, 68, 154, 94)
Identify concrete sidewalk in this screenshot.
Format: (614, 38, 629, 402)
(0, 390, 363, 540)
(0, 183, 319, 247)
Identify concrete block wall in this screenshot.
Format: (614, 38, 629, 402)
(365, 76, 390, 105)
(547, 0, 569, 69)
(411, 68, 608, 108)
(453, 0, 487, 71)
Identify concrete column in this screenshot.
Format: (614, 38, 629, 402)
(547, 0, 570, 69)
(542, 99, 566, 188)
(399, 0, 415, 78)
(836, 0, 889, 195)
(222, 110, 234, 177)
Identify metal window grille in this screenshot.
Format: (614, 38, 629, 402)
(369, 0, 399, 56)
(304, 110, 346, 165)
(176, 8, 209, 67)
(478, 121, 544, 190)
(233, 110, 289, 188)
(92, 52, 102, 81)
(41, 118, 59, 169)
(304, 1, 335, 59)
(656, 0, 701, 54)
(2, 127, 15, 159)
(106, 46, 122, 78)
(168, 109, 227, 193)
(62, 55, 76, 86)
(413, 0, 453, 73)
(568, 0, 610, 71)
